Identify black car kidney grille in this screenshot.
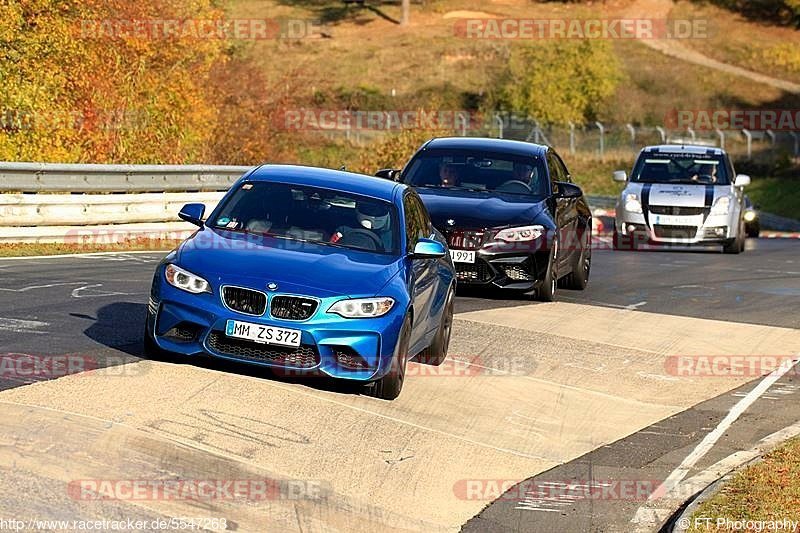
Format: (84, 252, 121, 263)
(223, 286, 267, 315)
(649, 205, 705, 216)
(270, 296, 319, 321)
(447, 230, 487, 251)
(207, 332, 319, 368)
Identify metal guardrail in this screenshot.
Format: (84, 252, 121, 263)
(0, 162, 252, 193)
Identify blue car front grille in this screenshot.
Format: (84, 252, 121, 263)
(222, 286, 267, 316)
(207, 331, 319, 368)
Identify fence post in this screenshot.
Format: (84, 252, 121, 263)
(790, 131, 799, 157)
(656, 126, 666, 144)
(626, 123, 636, 152)
(742, 129, 752, 159)
(494, 113, 504, 139)
(715, 128, 725, 149)
(569, 122, 576, 155)
(687, 127, 696, 142)
(765, 129, 776, 146)
(455, 112, 468, 137)
(595, 121, 605, 159)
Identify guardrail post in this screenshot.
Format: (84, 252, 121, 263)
(595, 121, 605, 159)
(715, 128, 725, 149)
(569, 122, 576, 155)
(790, 131, 799, 157)
(656, 126, 666, 144)
(494, 114, 504, 139)
(765, 129, 776, 146)
(742, 129, 752, 159)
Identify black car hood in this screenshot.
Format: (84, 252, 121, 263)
(416, 188, 552, 230)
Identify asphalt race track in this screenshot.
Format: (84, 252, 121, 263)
(0, 238, 799, 531)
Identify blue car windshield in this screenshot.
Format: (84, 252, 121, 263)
(404, 149, 548, 197)
(210, 181, 400, 255)
(631, 153, 730, 185)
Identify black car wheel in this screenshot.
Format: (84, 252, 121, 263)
(367, 314, 412, 400)
(536, 239, 558, 302)
(723, 219, 745, 254)
(417, 287, 454, 366)
(562, 227, 591, 290)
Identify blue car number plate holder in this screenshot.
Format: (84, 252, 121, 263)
(225, 320, 301, 347)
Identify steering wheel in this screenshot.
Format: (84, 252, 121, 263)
(337, 229, 385, 252)
(496, 180, 532, 194)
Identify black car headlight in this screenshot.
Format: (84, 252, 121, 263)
(494, 225, 545, 242)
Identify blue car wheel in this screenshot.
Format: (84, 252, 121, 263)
(368, 314, 412, 400)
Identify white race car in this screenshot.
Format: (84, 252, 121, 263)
(613, 145, 750, 254)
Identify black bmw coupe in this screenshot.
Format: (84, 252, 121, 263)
(377, 137, 592, 301)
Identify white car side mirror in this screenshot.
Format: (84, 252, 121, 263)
(734, 174, 751, 187)
(613, 170, 627, 182)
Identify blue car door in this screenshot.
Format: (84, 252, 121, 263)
(403, 192, 440, 351)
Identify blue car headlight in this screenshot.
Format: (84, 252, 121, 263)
(165, 264, 211, 294)
(328, 297, 395, 318)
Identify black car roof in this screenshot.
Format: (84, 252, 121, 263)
(421, 137, 549, 157)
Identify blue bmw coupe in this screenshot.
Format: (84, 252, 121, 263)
(144, 165, 456, 399)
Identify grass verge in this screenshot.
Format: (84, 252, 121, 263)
(0, 239, 182, 258)
(687, 437, 800, 531)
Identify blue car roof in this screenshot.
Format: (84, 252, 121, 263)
(421, 137, 549, 157)
(245, 165, 404, 201)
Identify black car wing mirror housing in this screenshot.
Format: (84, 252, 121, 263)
(375, 169, 401, 181)
(554, 182, 582, 199)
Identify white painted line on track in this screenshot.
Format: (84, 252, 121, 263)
(0, 282, 86, 292)
(631, 356, 800, 530)
(0, 317, 49, 333)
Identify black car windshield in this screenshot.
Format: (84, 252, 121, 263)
(404, 149, 548, 197)
(631, 153, 730, 185)
(210, 181, 400, 255)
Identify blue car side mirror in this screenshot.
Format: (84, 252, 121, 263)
(179, 203, 205, 227)
(412, 238, 447, 259)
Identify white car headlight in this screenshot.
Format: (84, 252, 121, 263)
(744, 210, 756, 222)
(328, 297, 395, 318)
(165, 264, 211, 294)
(624, 193, 642, 214)
(494, 225, 545, 242)
(711, 196, 731, 216)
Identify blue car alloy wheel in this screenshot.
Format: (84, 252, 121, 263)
(144, 164, 456, 400)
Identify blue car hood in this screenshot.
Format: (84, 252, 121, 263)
(417, 188, 551, 230)
(176, 228, 403, 298)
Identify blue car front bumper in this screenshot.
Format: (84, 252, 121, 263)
(147, 272, 407, 382)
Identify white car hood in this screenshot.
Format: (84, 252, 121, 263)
(625, 182, 728, 208)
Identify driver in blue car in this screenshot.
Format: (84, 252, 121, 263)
(331, 201, 394, 252)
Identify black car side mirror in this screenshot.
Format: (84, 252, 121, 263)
(179, 203, 205, 227)
(554, 181, 582, 199)
(375, 169, 401, 181)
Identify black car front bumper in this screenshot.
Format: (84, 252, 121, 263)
(453, 249, 551, 291)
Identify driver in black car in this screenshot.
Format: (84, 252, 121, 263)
(508, 162, 546, 194)
(331, 201, 393, 252)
